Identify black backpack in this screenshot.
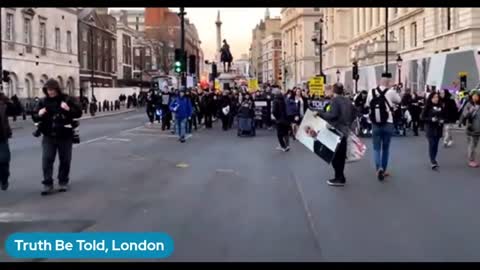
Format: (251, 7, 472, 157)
(369, 87, 393, 125)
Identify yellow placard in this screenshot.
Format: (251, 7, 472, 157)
(458, 71, 468, 77)
(309, 76, 324, 97)
(214, 80, 220, 91)
(248, 79, 258, 92)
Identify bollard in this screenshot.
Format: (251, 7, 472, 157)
(111, 101, 114, 111)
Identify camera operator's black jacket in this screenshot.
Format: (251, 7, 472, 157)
(33, 91, 82, 138)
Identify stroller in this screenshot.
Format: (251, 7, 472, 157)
(354, 113, 372, 137)
(237, 103, 256, 137)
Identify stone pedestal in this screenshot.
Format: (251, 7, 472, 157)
(217, 72, 236, 91)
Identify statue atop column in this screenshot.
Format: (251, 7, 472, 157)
(220, 39, 233, 73)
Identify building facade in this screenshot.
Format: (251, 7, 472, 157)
(1, 8, 80, 99)
(114, 10, 135, 81)
(250, 9, 281, 84)
(261, 33, 282, 84)
(323, 8, 480, 92)
(281, 8, 323, 89)
(109, 9, 145, 32)
(78, 8, 117, 97)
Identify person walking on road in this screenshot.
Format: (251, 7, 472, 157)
(169, 90, 192, 143)
(460, 90, 480, 168)
(272, 89, 290, 152)
(33, 79, 83, 195)
(439, 89, 459, 147)
(315, 83, 356, 186)
(366, 73, 401, 181)
(0, 92, 16, 191)
(146, 89, 157, 126)
(421, 92, 446, 170)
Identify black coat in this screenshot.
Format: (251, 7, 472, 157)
(33, 93, 82, 138)
(442, 92, 459, 123)
(421, 104, 445, 138)
(272, 95, 289, 125)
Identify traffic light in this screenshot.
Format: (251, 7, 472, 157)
(174, 49, 186, 74)
(211, 62, 218, 78)
(2, 70, 10, 83)
(352, 61, 359, 81)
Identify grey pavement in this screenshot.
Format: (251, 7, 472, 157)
(1, 115, 480, 262)
(8, 108, 137, 130)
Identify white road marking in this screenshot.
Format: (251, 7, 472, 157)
(106, 138, 131, 142)
(119, 125, 144, 134)
(123, 114, 146, 120)
(0, 212, 34, 222)
(73, 136, 108, 148)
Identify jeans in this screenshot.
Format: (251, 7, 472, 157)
(372, 123, 394, 171)
(427, 136, 441, 164)
(443, 124, 453, 144)
(276, 123, 290, 148)
(332, 137, 347, 181)
(0, 141, 11, 185)
(467, 135, 480, 161)
(176, 118, 187, 139)
(42, 136, 73, 186)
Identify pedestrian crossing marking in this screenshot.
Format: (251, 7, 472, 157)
(176, 163, 190, 168)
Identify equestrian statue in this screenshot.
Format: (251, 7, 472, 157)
(220, 39, 233, 73)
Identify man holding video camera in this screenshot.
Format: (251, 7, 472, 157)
(33, 79, 82, 195)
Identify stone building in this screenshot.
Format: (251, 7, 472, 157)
(77, 8, 117, 97)
(321, 8, 480, 92)
(1, 8, 80, 99)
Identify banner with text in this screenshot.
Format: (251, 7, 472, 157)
(309, 76, 325, 97)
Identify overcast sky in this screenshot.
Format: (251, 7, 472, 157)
(110, 8, 282, 60)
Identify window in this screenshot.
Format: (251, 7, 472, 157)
(136, 17, 139, 31)
(411, 22, 417, 47)
(314, 22, 320, 31)
(393, 8, 398, 17)
(423, 17, 426, 38)
(314, 8, 320, 12)
(135, 48, 140, 57)
(24, 18, 32, 45)
(146, 48, 151, 56)
(82, 29, 87, 42)
(6, 13, 14, 41)
(39, 22, 47, 48)
(55, 28, 60, 50)
(399, 27, 405, 50)
(82, 51, 87, 69)
(67, 31, 72, 53)
(389, 31, 395, 41)
(447, 8, 452, 31)
(111, 40, 116, 72)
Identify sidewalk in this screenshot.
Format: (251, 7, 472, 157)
(9, 108, 137, 130)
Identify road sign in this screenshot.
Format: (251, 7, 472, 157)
(248, 79, 258, 92)
(309, 76, 325, 97)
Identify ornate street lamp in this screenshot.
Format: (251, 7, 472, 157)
(396, 54, 403, 87)
(336, 69, 340, 82)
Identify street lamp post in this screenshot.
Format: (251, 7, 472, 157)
(283, 51, 287, 90)
(178, 7, 187, 89)
(0, 8, 3, 95)
(396, 54, 403, 87)
(294, 42, 297, 87)
(352, 60, 359, 94)
(336, 69, 340, 82)
(88, 19, 95, 99)
(384, 7, 390, 76)
(312, 15, 326, 82)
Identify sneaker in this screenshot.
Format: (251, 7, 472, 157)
(447, 141, 453, 147)
(431, 163, 439, 170)
(41, 185, 54, 196)
(180, 138, 186, 143)
(284, 146, 290, 152)
(327, 178, 346, 187)
(468, 161, 479, 168)
(276, 146, 284, 151)
(1, 182, 8, 191)
(58, 184, 69, 192)
(377, 169, 385, 181)
(384, 171, 391, 177)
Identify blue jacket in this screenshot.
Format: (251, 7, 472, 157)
(170, 96, 192, 120)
